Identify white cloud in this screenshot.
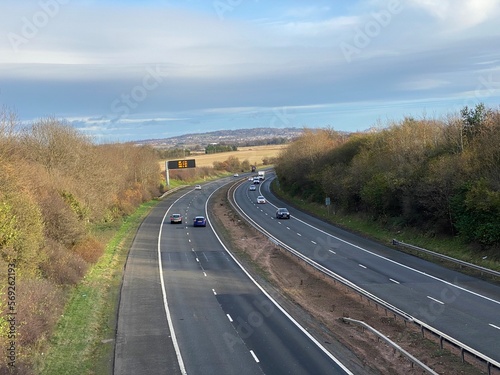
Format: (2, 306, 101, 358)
(409, 0, 500, 29)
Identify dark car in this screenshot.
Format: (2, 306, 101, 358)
(276, 208, 290, 219)
(170, 213, 183, 224)
(193, 216, 207, 227)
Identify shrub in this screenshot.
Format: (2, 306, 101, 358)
(73, 236, 104, 264)
(39, 240, 88, 285)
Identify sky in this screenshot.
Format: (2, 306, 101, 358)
(1, 0, 500, 143)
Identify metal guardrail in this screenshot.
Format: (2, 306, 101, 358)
(225, 181, 500, 375)
(413, 317, 500, 375)
(341, 318, 439, 375)
(392, 239, 500, 278)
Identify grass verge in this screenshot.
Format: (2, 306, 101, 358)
(36, 200, 159, 375)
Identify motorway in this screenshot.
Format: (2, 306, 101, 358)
(234, 174, 500, 365)
(114, 177, 355, 375)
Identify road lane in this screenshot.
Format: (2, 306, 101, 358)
(116, 178, 356, 375)
(234, 175, 500, 363)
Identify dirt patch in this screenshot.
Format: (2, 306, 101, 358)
(210, 187, 494, 375)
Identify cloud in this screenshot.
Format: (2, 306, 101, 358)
(409, 0, 500, 29)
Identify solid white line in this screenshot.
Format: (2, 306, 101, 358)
(489, 323, 500, 330)
(427, 296, 444, 305)
(158, 205, 189, 374)
(211, 186, 354, 375)
(227, 314, 233, 323)
(285, 213, 500, 307)
(250, 350, 260, 363)
(390, 278, 400, 284)
(359, 264, 367, 269)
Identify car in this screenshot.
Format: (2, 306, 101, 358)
(249, 185, 256, 191)
(193, 216, 206, 227)
(170, 213, 183, 224)
(276, 208, 290, 219)
(233, 173, 239, 177)
(253, 179, 260, 184)
(257, 195, 266, 204)
(194, 185, 202, 190)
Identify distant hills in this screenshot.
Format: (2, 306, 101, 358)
(135, 127, 310, 148)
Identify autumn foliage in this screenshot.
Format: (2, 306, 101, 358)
(275, 104, 500, 251)
(0, 113, 161, 372)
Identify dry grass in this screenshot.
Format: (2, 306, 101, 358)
(160, 144, 287, 170)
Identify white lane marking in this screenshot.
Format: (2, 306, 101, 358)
(250, 350, 260, 363)
(329, 250, 336, 255)
(203, 272, 207, 277)
(390, 278, 400, 284)
(212, 289, 217, 296)
(311, 241, 317, 245)
(286, 227, 290, 230)
(188, 239, 191, 243)
(282, 210, 500, 306)
(427, 296, 444, 305)
(217, 187, 354, 375)
(158, 209, 189, 374)
(489, 323, 500, 331)
(227, 314, 233, 322)
(359, 264, 367, 269)
(196, 258, 199, 262)
(297, 233, 302, 237)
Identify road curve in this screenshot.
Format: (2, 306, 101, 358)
(115, 177, 355, 375)
(233, 174, 500, 364)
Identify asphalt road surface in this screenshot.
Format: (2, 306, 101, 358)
(234, 174, 500, 364)
(115, 178, 354, 375)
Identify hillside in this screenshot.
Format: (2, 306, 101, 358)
(135, 127, 309, 148)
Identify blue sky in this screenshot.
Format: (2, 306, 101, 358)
(1, 0, 499, 142)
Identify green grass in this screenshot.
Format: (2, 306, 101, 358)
(37, 200, 159, 375)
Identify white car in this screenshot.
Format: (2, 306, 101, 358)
(257, 195, 266, 204)
(194, 185, 201, 190)
(249, 185, 256, 191)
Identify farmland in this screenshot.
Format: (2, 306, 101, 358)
(159, 144, 287, 171)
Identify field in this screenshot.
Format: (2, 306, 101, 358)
(159, 144, 287, 171)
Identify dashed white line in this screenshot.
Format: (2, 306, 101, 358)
(203, 272, 207, 277)
(212, 289, 217, 296)
(196, 258, 199, 262)
(227, 314, 233, 322)
(489, 323, 500, 330)
(358, 264, 367, 269)
(297, 233, 302, 237)
(390, 278, 400, 284)
(250, 350, 260, 363)
(427, 296, 444, 305)
(311, 241, 317, 245)
(286, 227, 291, 230)
(329, 250, 336, 254)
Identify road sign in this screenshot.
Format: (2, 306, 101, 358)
(167, 159, 196, 169)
